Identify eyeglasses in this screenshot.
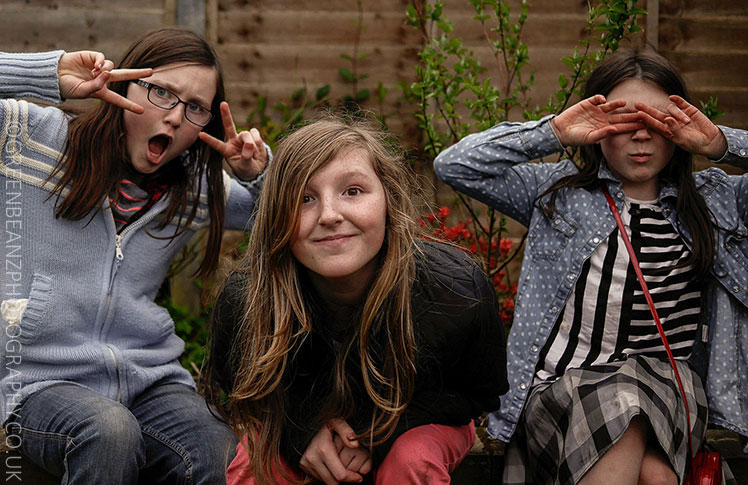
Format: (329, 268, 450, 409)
(133, 80, 213, 127)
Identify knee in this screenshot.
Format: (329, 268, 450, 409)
(639, 453, 677, 485)
(175, 423, 238, 483)
(72, 402, 142, 453)
(377, 432, 446, 480)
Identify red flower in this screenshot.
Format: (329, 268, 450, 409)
(499, 238, 513, 257)
(439, 206, 450, 219)
(502, 298, 515, 312)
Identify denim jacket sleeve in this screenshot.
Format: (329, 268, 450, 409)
(698, 126, 748, 450)
(711, 126, 748, 224)
(434, 115, 576, 227)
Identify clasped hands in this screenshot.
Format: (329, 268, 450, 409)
(57, 50, 266, 180)
(299, 418, 373, 485)
(550, 93, 728, 160)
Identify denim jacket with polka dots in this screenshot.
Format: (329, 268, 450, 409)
(434, 116, 748, 448)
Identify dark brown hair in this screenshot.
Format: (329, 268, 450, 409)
(539, 49, 715, 279)
(50, 27, 227, 277)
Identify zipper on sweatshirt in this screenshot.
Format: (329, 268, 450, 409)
(114, 234, 124, 260)
(106, 345, 122, 402)
(105, 209, 162, 297)
(100, 206, 165, 404)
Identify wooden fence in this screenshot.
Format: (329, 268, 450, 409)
(2, 0, 747, 302)
(2, 0, 746, 130)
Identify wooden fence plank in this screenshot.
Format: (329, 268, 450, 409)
(659, 16, 748, 52)
(0, 5, 165, 55)
(216, 10, 418, 45)
(660, 0, 748, 16)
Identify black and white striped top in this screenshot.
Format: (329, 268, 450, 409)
(535, 198, 701, 383)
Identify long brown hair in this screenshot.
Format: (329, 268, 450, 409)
(218, 115, 420, 484)
(49, 27, 227, 277)
(539, 49, 715, 279)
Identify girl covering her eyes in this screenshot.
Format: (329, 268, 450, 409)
(0, 28, 268, 483)
(203, 115, 508, 485)
(435, 49, 748, 484)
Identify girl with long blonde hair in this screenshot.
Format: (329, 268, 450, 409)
(204, 115, 507, 484)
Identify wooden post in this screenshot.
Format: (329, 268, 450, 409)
(647, 0, 659, 50)
(205, 0, 218, 45)
(176, 0, 206, 37)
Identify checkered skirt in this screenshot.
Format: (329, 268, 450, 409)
(503, 355, 734, 484)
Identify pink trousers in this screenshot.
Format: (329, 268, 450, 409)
(227, 421, 476, 484)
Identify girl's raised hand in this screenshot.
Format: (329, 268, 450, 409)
(199, 102, 268, 181)
(551, 94, 643, 147)
(58, 51, 152, 113)
(299, 419, 364, 484)
(635, 95, 728, 159)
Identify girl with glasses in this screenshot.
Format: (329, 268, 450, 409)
(0, 27, 267, 483)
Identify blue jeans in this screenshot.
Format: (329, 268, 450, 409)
(4, 381, 237, 484)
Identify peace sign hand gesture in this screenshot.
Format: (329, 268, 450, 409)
(199, 102, 268, 181)
(58, 51, 152, 113)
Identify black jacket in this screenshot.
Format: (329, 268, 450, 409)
(210, 241, 508, 469)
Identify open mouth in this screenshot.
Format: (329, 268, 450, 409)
(147, 134, 172, 165)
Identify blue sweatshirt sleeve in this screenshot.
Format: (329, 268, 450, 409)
(223, 144, 272, 231)
(0, 51, 65, 104)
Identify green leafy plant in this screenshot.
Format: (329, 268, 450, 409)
(404, 0, 646, 310)
(339, 0, 372, 107)
(246, 84, 333, 151)
(700, 96, 725, 121)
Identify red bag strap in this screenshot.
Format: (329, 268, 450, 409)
(603, 188, 696, 481)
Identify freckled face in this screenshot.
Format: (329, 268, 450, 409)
(291, 149, 387, 288)
(600, 79, 676, 200)
(122, 63, 217, 175)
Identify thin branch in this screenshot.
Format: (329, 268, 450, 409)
(457, 192, 490, 235)
(484, 209, 497, 273)
(490, 231, 528, 276)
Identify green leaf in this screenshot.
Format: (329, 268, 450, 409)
(315, 84, 330, 101)
(355, 89, 370, 102)
(376, 81, 388, 101)
(339, 68, 354, 81)
(291, 88, 305, 101)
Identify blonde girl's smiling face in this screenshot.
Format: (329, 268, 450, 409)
(600, 78, 676, 200)
(122, 62, 217, 175)
(291, 148, 388, 294)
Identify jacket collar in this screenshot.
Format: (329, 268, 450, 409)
(596, 159, 679, 203)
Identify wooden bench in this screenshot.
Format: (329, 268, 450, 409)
(2, 426, 746, 484)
